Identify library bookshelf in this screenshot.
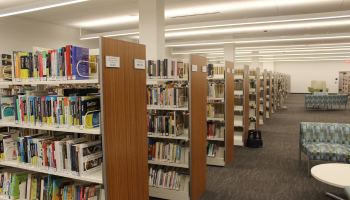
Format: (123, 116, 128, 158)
(206, 61, 234, 167)
(266, 71, 273, 119)
(248, 67, 260, 132)
(146, 54, 207, 200)
(234, 65, 249, 147)
(258, 69, 267, 125)
(0, 43, 105, 198)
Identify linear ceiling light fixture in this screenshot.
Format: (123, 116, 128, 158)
(80, 10, 350, 40)
(0, 0, 87, 17)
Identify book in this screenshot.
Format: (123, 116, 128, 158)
(72, 46, 89, 80)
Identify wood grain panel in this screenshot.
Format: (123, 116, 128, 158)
(263, 69, 267, 123)
(101, 37, 148, 200)
(225, 61, 234, 167)
(190, 54, 207, 200)
(243, 65, 249, 146)
(256, 67, 260, 130)
(268, 72, 272, 117)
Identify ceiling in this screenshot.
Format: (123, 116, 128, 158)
(1, 0, 350, 61)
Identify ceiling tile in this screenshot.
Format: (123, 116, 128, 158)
(328, 23, 350, 34)
(0, 0, 42, 9)
(340, 0, 350, 10)
(21, 6, 78, 17)
(169, 13, 228, 24)
(82, 2, 137, 14)
(275, 0, 344, 15)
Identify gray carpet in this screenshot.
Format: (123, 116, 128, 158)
(151, 94, 349, 200)
(199, 94, 348, 200)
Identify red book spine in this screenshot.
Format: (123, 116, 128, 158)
(52, 142, 56, 169)
(39, 54, 43, 78)
(79, 186, 84, 200)
(65, 45, 72, 80)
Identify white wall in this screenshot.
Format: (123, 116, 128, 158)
(275, 60, 350, 93)
(263, 62, 274, 72)
(0, 16, 99, 55)
(235, 62, 263, 69)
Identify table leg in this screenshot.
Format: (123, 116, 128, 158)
(326, 192, 344, 200)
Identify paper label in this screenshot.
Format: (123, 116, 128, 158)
(192, 65, 197, 72)
(202, 66, 206, 73)
(106, 56, 120, 68)
(134, 59, 145, 69)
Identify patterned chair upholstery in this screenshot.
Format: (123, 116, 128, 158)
(300, 122, 350, 176)
(305, 94, 348, 110)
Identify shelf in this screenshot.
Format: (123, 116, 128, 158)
(207, 137, 224, 141)
(147, 132, 189, 141)
(207, 157, 225, 166)
(234, 105, 243, 111)
(207, 98, 224, 101)
(234, 131, 243, 146)
(0, 81, 13, 86)
(146, 78, 188, 83)
(249, 76, 255, 80)
(0, 160, 102, 184)
(148, 160, 189, 168)
(147, 107, 188, 111)
(234, 90, 243, 95)
(149, 186, 189, 200)
(0, 123, 100, 135)
(207, 117, 224, 121)
(234, 120, 243, 127)
(234, 75, 243, 79)
(249, 88, 255, 92)
(11, 79, 99, 85)
(207, 77, 224, 80)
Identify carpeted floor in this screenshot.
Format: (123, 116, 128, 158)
(151, 94, 349, 200)
(199, 94, 348, 200)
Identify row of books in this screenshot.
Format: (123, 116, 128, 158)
(1, 54, 12, 82)
(146, 59, 188, 79)
(147, 111, 186, 137)
(13, 131, 102, 177)
(207, 122, 225, 138)
(206, 142, 224, 158)
(206, 64, 225, 78)
(12, 45, 91, 83)
(207, 83, 224, 99)
(0, 169, 103, 200)
(148, 164, 190, 192)
(146, 85, 188, 108)
(0, 94, 100, 130)
(148, 139, 189, 165)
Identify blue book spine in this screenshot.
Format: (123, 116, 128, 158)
(20, 140, 24, 163)
(72, 46, 89, 80)
(13, 96, 17, 123)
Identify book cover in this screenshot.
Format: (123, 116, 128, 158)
(72, 46, 89, 80)
(1, 96, 15, 123)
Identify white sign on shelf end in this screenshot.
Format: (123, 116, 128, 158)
(134, 59, 146, 69)
(202, 66, 206, 73)
(192, 65, 197, 72)
(106, 56, 120, 68)
(227, 68, 230, 73)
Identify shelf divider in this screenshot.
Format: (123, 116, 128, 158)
(100, 37, 148, 200)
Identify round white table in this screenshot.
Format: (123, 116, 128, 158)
(311, 163, 350, 200)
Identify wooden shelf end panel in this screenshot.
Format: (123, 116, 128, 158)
(225, 61, 234, 167)
(189, 54, 207, 200)
(101, 37, 148, 200)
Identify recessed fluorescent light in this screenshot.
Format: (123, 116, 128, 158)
(0, 0, 87, 17)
